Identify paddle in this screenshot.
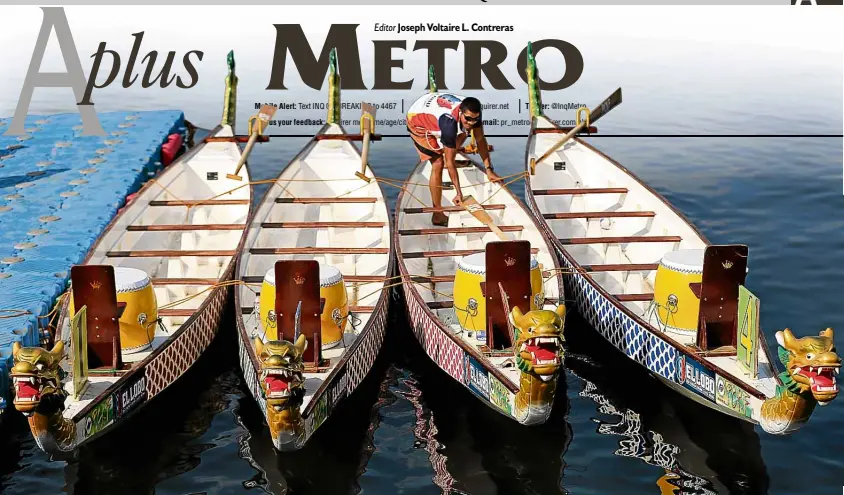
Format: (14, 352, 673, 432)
(462, 195, 506, 240)
(227, 104, 277, 181)
(530, 88, 622, 175)
(355, 103, 377, 183)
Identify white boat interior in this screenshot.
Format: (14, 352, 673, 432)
(396, 156, 563, 390)
(237, 123, 391, 412)
(57, 125, 250, 417)
(527, 115, 778, 398)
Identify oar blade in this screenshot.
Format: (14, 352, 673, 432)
(588, 88, 622, 123)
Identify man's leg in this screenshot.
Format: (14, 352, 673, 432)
(409, 132, 448, 226)
(429, 155, 447, 226)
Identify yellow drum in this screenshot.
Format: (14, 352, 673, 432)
(69, 266, 158, 354)
(452, 253, 544, 342)
(259, 263, 348, 349)
(654, 248, 704, 336)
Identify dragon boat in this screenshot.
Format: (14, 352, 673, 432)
(9, 51, 272, 456)
(521, 42, 839, 434)
(392, 67, 567, 425)
(234, 49, 393, 451)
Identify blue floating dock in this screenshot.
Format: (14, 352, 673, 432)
(0, 110, 185, 414)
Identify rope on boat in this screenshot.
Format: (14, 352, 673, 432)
(142, 168, 529, 218)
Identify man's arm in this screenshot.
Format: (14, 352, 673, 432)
(471, 125, 503, 183)
(443, 146, 464, 204)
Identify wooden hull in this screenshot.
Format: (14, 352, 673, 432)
(523, 114, 781, 428)
(395, 154, 565, 425)
(26, 124, 253, 456)
(235, 123, 393, 451)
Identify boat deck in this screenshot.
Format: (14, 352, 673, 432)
(237, 124, 391, 413)
(397, 158, 563, 390)
(527, 115, 780, 399)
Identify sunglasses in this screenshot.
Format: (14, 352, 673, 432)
(462, 113, 481, 123)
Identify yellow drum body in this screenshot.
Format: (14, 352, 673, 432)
(452, 253, 544, 342)
(259, 264, 348, 349)
(653, 248, 704, 336)
(69, 266, 158, 353)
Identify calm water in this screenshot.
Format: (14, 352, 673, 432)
(1, 38, 842, 495)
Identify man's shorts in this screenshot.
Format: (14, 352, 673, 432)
(407, 126, 442, 159)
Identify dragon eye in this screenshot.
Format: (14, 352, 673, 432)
(806, 353, 815, 361)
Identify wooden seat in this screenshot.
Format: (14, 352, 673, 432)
(106, 250, 235, 257)
(534, 188, 628, 195)
(126, 224, 244, 231)
(544, 211, 655, 219)
(403, 248, 539, 259)
(149, 199, 248, 206)
(260, 221, 384, 229)
(403, 204, 506, 214)
(558, 236, 681, 245)
(275, 197, 377, 204)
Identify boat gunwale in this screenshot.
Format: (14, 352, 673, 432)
(56, 124, 255, 424)
(233, 122, 394, 421)
(523, 115, 777, 401)
(394, 153, 565, 396)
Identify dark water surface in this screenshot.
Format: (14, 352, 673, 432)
(1, 131, 842, 495)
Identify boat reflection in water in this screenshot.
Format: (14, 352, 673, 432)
(564, 312, 770, 495)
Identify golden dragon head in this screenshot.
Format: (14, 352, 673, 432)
(10, 341, 66, 415)
(776, 328, 840, 405)
(511, 305, 566, 379)
(254, 335, 307, 412)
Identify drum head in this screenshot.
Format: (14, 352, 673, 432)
(113, 266, 151, 292)
(660, 248, 704, 274)
(319, 264, 343, 287)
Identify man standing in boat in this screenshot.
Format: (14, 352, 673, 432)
(406, 92, 503, 226)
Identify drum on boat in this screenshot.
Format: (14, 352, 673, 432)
(653, 248, 704, 336)
(259, 263, 348, 349)
(452, 252, 544, 342)
(69, 266, 158, 353)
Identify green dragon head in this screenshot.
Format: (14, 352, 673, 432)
(255, 335, 307, 412)
(10, 341, 66, 416)
(777, 328, 840, 405)
(511, 305, 566, 379)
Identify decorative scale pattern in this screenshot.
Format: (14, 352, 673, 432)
(525, 187, 680, 386)
(145, 284, 226, 398)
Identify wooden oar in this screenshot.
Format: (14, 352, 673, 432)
(355, 103, 377, 182)
(462, 195, 506, 240)
(530, 88, 622, 175)
(227, 104, 277, 181)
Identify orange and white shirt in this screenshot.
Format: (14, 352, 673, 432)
(406, 92, 467, 151)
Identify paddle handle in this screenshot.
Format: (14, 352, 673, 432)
(230, 130, 259, 178)
(359, 129, 371, 176)
(534, 88, 622, 167)
(534, 123, 584, 165)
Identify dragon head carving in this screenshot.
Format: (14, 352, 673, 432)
(254, 334, 308, 450)
(777, 328, 840, 405)
(10, 341, 66, 416)
(509, 304, 566, 425)
(255, 335, 307, 411)
(511, 305, 566, 380)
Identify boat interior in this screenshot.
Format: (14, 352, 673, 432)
(396, 157, 563, 389)
(527, 115, 778, 397)
(237, 124, 391, 412)
(57, 125, 249, 415)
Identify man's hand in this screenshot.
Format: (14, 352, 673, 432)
(453, 191, 464, 206)
(487, 168, 504, 183)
